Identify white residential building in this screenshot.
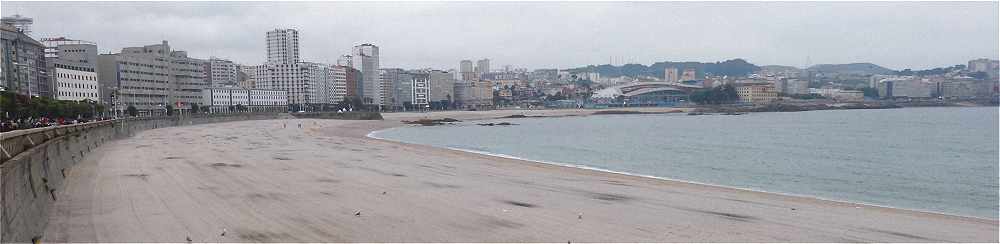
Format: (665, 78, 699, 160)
(43, 39, 100, 102)
(53, 63, 99, 101)
(412, 72, 429, 107)
(330, 65, 348, 104)
(266, 28, 299, 64)
(202, 87, 287, 113)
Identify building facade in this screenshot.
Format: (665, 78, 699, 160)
(96, 41, 208, 114)
(352, 44, 380, 105)
(810, 88, 864, 101)
(380, 68, 403, 109)
(476, 58, 490, 76)
(459, 60, 475, 81)
(202, 87, 287, 113)
(42, 38, 100, 102)
(878, 78, 933, 98)
(266, 29, 299, 64)
(680, 68, 697, 82)
(53, 63, 99, 101)
(1, 14, 33, 36)
(329, 65, 348, 104)
(411, 72, 429, 108)
(427, 70, 454, 109)
(735, 83, 777, 105)
(664, 67, 679, 83)
(2, 24, 49, 98)
(454, 80, 493, 110)
(207, 57, 239, 87)
(774, 78, 809, 95)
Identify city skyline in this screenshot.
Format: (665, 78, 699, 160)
(3, 1, 997, 71)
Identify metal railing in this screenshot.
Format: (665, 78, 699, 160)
(0, 119, 121, 164)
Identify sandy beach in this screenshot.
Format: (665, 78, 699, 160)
(42, 108, 998, 242)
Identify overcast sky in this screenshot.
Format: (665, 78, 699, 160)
(4, 1, 998, 70)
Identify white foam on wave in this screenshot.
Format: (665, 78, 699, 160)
(366, 128, 995, 220)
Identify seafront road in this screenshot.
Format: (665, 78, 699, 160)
(42, 109, 999, 242)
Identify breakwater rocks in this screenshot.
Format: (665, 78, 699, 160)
(476, 122, 518, 126)
(402, 118, 461, 126)
(591, 110, 685, 115)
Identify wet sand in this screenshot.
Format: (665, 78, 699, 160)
(43, 108, 998, 242)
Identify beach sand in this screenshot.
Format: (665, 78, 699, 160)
(42, 108, 998, 242)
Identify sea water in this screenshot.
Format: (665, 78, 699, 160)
(371, 107, 999, 219)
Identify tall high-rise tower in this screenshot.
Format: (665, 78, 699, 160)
(266, 28, 299, 64)
(475, 59, 490, 76)
(664, 67, 679, 83)
(352, 44, 380, 105)
(459, 60, 474, 81)
(2, 14, 33, 36)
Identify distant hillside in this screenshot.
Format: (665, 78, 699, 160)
(760, 65, 801, 73)
(805, 63, 895, 75)
(567, 59, 760, 79)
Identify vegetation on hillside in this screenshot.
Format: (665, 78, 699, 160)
(689, 84, 740, 105)
(566, 59, 760, 79)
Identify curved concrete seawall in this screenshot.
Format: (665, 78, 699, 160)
(0, 113, 296, 242)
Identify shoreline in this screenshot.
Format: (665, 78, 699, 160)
(369, 129, 996, 221)
(42, 108, 998, 242)
(366, 111, 997, 221)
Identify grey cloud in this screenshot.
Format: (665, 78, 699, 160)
(3, 1, 997, 70)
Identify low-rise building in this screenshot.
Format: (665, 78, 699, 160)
(53, 63, 99, 101)
(774, 78, 809, 95)
(735, 83, 777, 105)
(878, 77, 933, 98)
(810, 88, 864, 102)
(201, 87, 287, 113)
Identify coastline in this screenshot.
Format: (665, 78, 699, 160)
(369, 129, 996, 222)
(42, 108, 998, 242)
(367, 108, 998, 221)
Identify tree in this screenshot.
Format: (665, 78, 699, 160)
(126, 106, 138, 117)
(165, 105, 174, 116)
(547, 92, 567, 101)
(335, 97, 364, 111)
(191, 103, 200, 113)
(690, 84, 739, 105)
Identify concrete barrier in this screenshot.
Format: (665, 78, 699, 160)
(0, 112, 296, 242)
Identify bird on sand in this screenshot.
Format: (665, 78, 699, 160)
(186, 236, 192, 242)
(355, 211, 362, 216)
(221, 228, 227, 236)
